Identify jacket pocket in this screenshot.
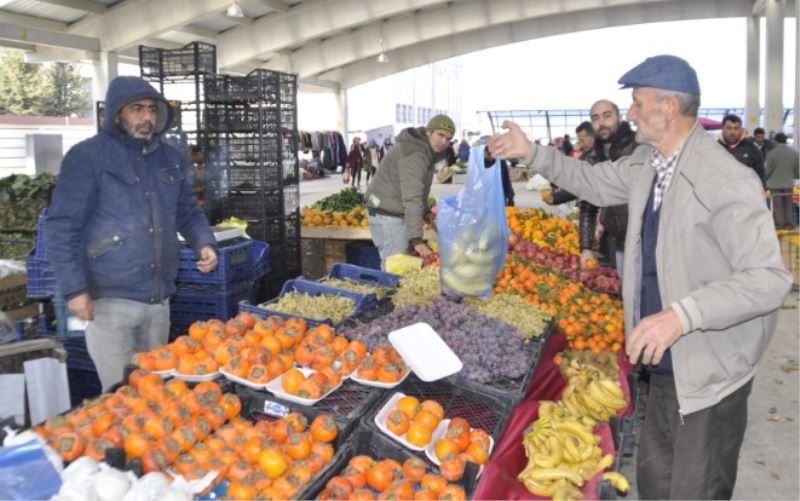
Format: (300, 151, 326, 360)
(87, 233, 123, 259)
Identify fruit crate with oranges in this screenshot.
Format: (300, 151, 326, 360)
(362, 375, 513, 455)
(238, 379, 383, 451)
(305, 424, 479, 499)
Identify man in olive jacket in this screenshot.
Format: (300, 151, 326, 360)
(490, 55, 791, 499)
(366, 115, 454, 269)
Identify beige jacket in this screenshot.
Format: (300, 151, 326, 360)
(525, 124, 791, 415)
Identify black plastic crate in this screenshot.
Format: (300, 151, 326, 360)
(224, 165, 282, 191)
(363, 374, 513, 447)
(264, 241, 301, 272)
(221, 190, 285, 220)
(203, 70, 281, 104)
(304, 424, 479, 500)
(239, 378, 383, 445)
(245, 212, 300, 243)
(138, 42, 216, 79)
(453, 336, 546, 406)
(204, 133, 281, 166)
(204, 103, 281, 133)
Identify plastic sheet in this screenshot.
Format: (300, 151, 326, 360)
(0, 439, 62, 500)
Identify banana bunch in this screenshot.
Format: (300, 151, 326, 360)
(519, 414, 615, 500)
(561, 374, 628, 423)
(558, 351, 619, 381)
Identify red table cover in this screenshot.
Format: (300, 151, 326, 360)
(472, 332, 634, 499)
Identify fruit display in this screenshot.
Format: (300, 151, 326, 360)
(495, 258, 625, 352)
(319, 276, 394, 299)
(354, 345, 409, 384)
(343, 296, 531, 383)
(518, 351, 630, 499)
(508, 233, 621, 294)
(391, 267, 441, 309)
(278, 367, 341, 400)
(382, 395, 441, 448)
(465, 293, 551, 341)
(301, 206, 369, 228)
(506, 207, 580, 256)
(262, 291, 356, 324)
(318, 454, 467, 501)
(430, 417, 493, 469)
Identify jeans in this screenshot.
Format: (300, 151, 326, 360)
(85, 297, 170, 390)
(368, 213, 409, 271)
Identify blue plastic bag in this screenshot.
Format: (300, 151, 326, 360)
(0, 439, 62, 500)
(437, 145, 509, 298)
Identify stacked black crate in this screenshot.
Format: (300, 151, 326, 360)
(203, 70, 301, 300)
(139, 42, 219, 219)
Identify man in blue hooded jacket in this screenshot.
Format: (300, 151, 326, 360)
(46, 76, 218, 389)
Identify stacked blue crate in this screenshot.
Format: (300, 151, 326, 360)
(26, 209, 57, 300)
(170, 237, 270, 340)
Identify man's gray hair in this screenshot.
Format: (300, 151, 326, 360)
(656, 89, 700, 117)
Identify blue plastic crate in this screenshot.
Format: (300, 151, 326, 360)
(25, 250, 56, 299)
(326, 263, 400, 288)
(62, 335, 97, 372)
(177, 238, 252, 284)
(34, 208, 49, 259)
(345, 244, 381, 271)
(250, 239, 270, 278)
(239, 278, 371, 327)
(170, 280, 254, 326)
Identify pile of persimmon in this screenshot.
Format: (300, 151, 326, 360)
(200, 412, 339, 500)
(384, 396, 443, 448)
(318, 454, 467, 501)
(33, 372, 240, 468)
(355, 345, 409, 384)
(432, 417, 492, 478)
(280, 367, 341, 400)
(293, 324, 369, 378)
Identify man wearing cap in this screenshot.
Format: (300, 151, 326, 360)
(489, 55, 790, 499)
(365, 115, 455, 269)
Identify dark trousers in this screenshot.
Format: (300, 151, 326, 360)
(637, 374, 753, 500)
(771, 189, 794, 228)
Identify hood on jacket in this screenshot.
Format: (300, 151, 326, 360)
(103, 76, 171, 138)
(396, 127, 444, 161)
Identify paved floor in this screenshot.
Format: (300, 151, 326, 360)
(300, 173, 800, 500)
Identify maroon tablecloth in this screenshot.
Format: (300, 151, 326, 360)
(473, 332, 634, 499)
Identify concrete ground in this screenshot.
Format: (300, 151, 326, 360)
(300, 173, 800, 500)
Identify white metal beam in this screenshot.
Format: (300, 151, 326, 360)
(321, 0, 753, 89)
(68, 0, 232, 51)
(36, 0, 107, 14)
(0, 11, 67, 31)
(216, 0, 452, 70)
(260, 0, 290, 13)
(752, 0, 767, 15)
(24, 46, 96, 63)
(0, 21, 99, 51)
(0, 40, 35, 51)
(173, 25, 220, 40)
(226, 15, 254, 27)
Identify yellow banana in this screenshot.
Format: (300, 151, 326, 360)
(588, 380, 627, 411)
(561, 434, 582, 464)
(554, 420, 597, 445)
(580, 415, 598, 429)
(603, 471, 630, 493)
(576, 389, 605, 414)
(533, 434, 564, 468)
(598, 453, 615, 470)
(579, 443, 597, 461)
(597, 378, 625, 399)
(553, 483, 583, 501)
(521, 477, 561, 497)
(524, 467, 585, 486)
(539, 401, 555, 420)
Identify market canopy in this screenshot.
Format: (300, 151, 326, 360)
(0, 0, 792, 90)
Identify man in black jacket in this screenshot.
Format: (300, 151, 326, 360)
(719, 114, 765, 185)
(590, 99, 638, 272)
(752, 127, 774, 158)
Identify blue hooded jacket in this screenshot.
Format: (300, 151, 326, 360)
(45, 76, 216, 304)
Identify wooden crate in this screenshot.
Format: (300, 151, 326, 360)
(779, 237, 799, 287)
(324, 239, 348, 275)
(301, 238, 325, 280)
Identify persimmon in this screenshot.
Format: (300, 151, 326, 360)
(413, 410, 440, 432)
(310, 415, 338, 443)
(204, 403, 227, 429)
(406, 422, 432, 447)
(91, 411, 115, 437)
(247, 363, 270, 384)
(420, 473, 447, 495)
(294, 343, 315, 366)
(266, 355, 288, 378)
(224, 318, 247, 338)
(366, 462, 394, 491)
(236, 311, 256, 329)
(465, 441, 489, 464)
(228, 459, 255, 482)
(331, 336, 349, 355)
(439, 453, 465, 482)
(341, 466, 367, 489)
(306, 453, 326, 474)
(270, 419, 290, 443)
(258, 448, 289, 479)
(326, 476, 354, 500)
(414, 489, 438, 500)
(227, 480, 257, 501)
(242, 436, 264, 464)
(171, 426, 197, 452)
(219, 393, 242, 420)
(285, 432, 312, 460)
(377, 364, 402, 383)
(287, 462, 313, 487)
(84, 437, 113, 462)
(297, 378, 323, 400)
(319, 366, 342, 388)
(272, 475, 299, 499)
(281, 368, 306, 395)
(189, 415, 212, 440)
(357, 357, 378, 380)
(124, 432, 150, 458)
(311, 441, 334, 463)
(253, 319, 273, 337)
(440, 484, 467, 500)
(396, 396, 421, 419)
(349, 455, 375, 473)
(143, 416, 174, 440)
(188, 321, 209, 340)
(421, 400, 445, 421)
(351, 488, 377, 501)
(386, 410, 409, 436)
(470, 428, 492, 450)
(402, 457, 426, 482)
(260, 334, 283, 355)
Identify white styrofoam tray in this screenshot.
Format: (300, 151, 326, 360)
(264, 367, 342, 406)
(424, 418, 494, 476)
(220, 367, 268, 390)
(374, 392, 429, 452)
(388, 322, 462, 382)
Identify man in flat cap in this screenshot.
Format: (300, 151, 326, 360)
(366, 114, 454, 269)
(489, 55, 791, 499)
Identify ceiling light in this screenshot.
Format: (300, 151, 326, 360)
(376, 38, 388, 63)
(227, 1, 244, 18)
